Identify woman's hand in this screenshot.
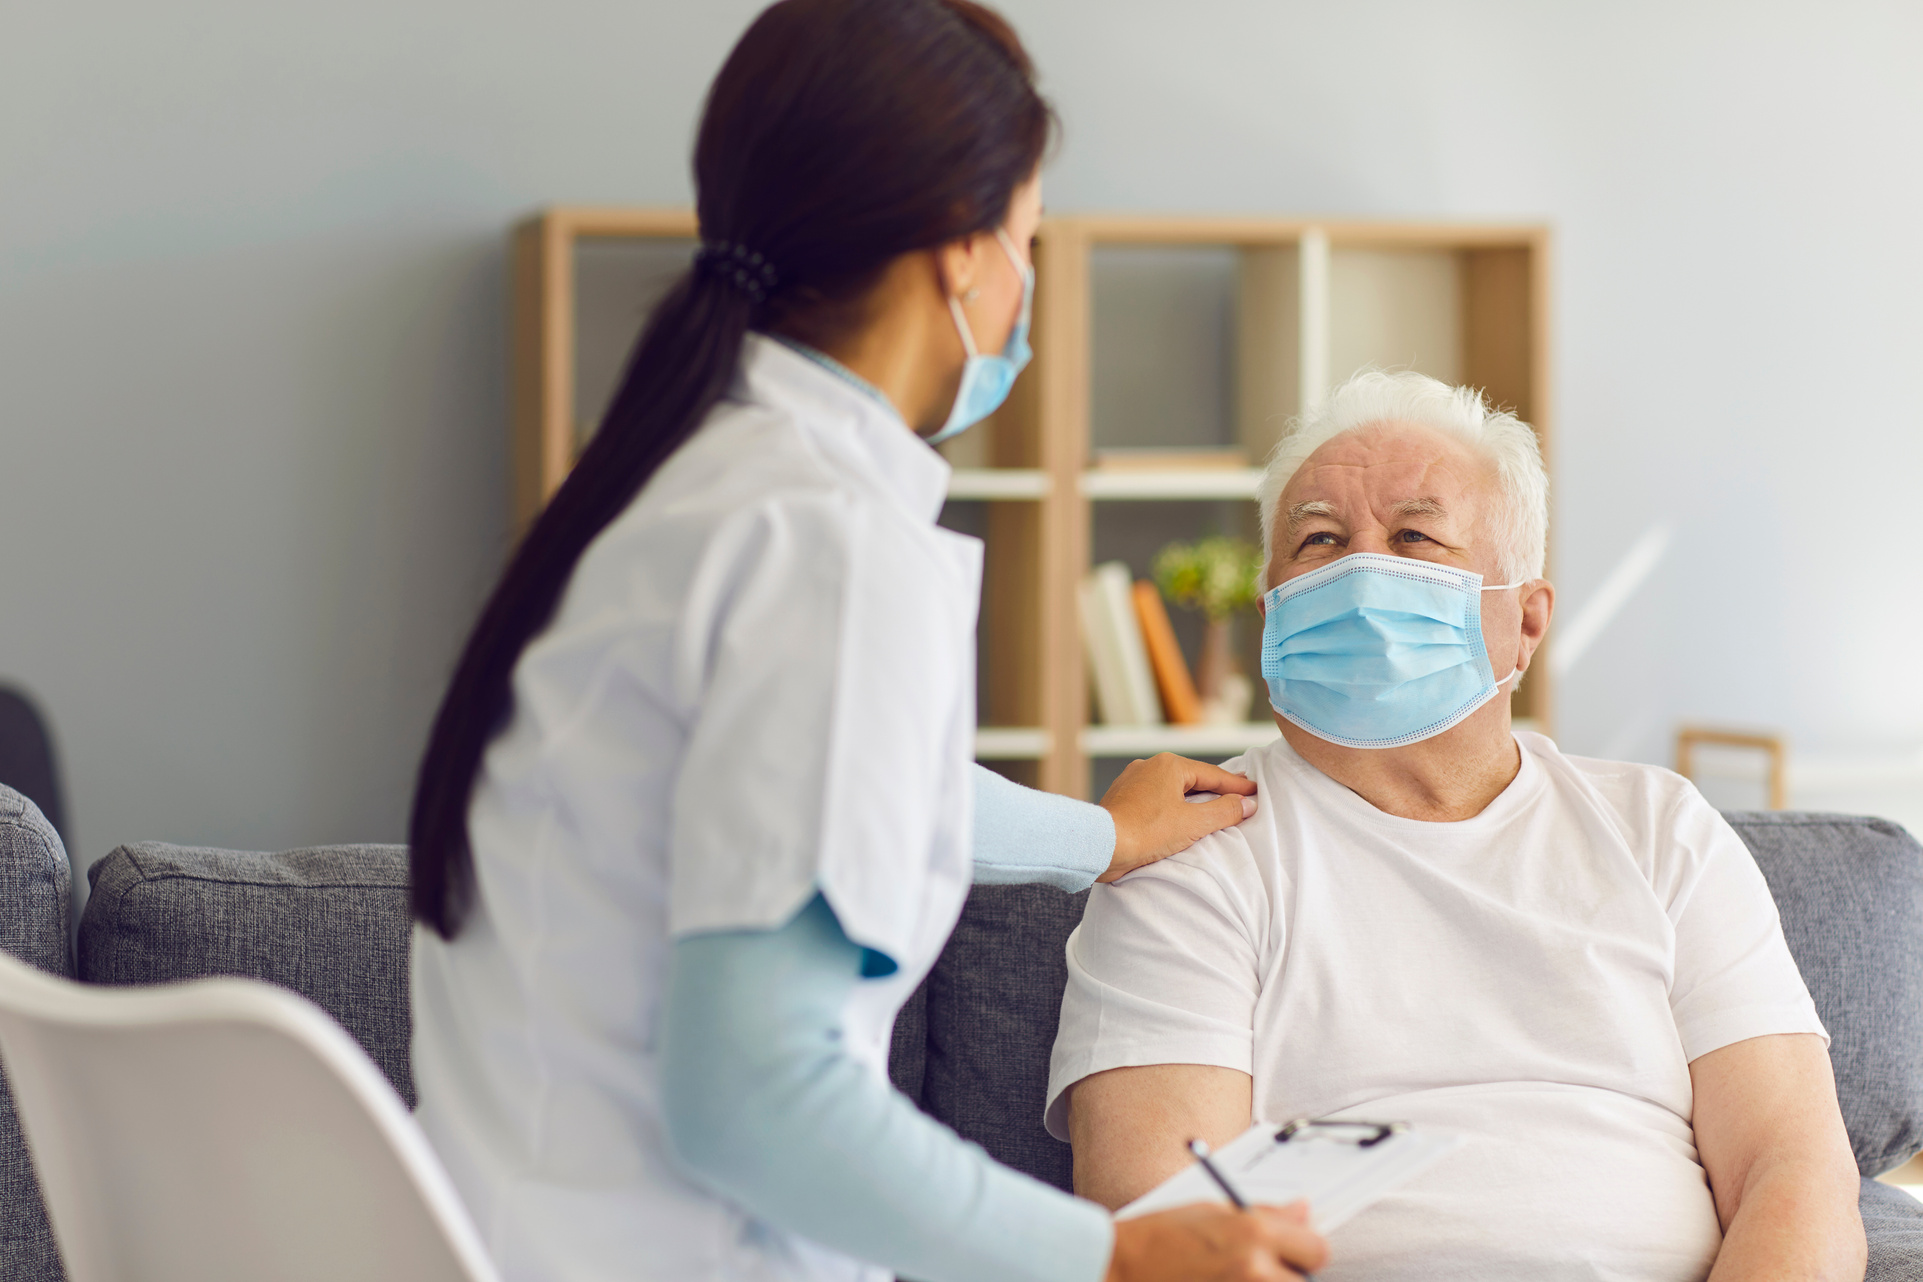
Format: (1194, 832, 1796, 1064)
(1098, 754, 1259, 883)
(1107, 1202, 1328, 1282)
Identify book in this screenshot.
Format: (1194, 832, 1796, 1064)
(1131, 580, 1203, 725)
(1081, 562, 1162, 726)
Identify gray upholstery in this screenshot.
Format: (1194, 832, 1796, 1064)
(1726, 812, 1923, 1177)
(78, 842, 415, 1106)
(0, 785, 71, 1282)
(1860, 1177, 1923, 1281)
(898, 885, 1088, 1193)
(4, 815, 1916, 1279)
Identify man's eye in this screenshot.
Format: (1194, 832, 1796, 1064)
(1397, 530, 1430, 543)
(1302, 532, 1337, 548)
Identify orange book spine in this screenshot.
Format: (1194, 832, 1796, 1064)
(1131, 580, 1203, 725)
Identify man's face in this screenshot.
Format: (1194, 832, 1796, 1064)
(1264, 420, 1539, 692)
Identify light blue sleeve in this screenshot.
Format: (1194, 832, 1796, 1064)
(661, 894, 1114, 1282)
(971, 762, 1115, 892)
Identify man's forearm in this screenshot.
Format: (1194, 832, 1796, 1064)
(1706, 1154, 1864, 1281)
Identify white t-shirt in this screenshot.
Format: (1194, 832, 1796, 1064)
(1047, 731, 1826, 1282)
(411, 335, 980, 1282)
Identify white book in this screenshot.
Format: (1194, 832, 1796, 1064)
(1080, 572, 1133, 726)
(1085, 561, 1163, 727)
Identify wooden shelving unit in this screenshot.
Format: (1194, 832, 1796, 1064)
(512, 210, 1551, 799)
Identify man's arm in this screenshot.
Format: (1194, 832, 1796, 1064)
(1066, 1063, 1254, 1210)
(1691, 1033, 1865, 1281)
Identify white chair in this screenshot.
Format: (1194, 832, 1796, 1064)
(0, 948, 500, 1282)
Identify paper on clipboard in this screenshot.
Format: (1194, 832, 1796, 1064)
(1116, 1119, 1462, 1233)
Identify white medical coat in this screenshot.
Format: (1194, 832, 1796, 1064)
(411, 334, 981, 1282)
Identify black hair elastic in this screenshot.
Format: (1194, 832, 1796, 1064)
(694, 240, 780, 304)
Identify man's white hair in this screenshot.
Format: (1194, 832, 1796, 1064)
(1257, 370, 1549, 584)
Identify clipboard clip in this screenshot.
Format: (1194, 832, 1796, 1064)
(1274, 1117, 1406, 1149)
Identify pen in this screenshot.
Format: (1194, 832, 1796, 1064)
(1186, 1138, 1317, 1282)
(1185, 1138, 1247, 1208)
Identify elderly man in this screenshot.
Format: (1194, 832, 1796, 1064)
(1046, 371, 1865, 1281)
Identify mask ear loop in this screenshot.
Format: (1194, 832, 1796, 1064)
(1480, 579, 1529, 690)
(948, 229, 1030, 362)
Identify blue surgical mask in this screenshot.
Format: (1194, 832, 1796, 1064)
(928, 228, 1033, 445)
(1261, 553, 1523, 749)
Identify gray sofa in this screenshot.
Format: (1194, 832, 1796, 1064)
(3, 782, 1923, 1280)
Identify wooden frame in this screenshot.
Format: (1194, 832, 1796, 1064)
(1676, 726, 1789, 811)
(511, 210, 1552, 799)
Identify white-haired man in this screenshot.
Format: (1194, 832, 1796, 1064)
(1046, 371, 1865, 1280)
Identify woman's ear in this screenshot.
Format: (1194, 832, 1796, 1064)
(934, 233, 987, 302)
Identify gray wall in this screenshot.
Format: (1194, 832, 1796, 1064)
(3, 0, 1920, 873)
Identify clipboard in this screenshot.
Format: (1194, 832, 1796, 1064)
(1116, 1118, 1462, 1233)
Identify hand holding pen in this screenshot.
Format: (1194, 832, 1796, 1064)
(1181, 1138, 1321, 1282)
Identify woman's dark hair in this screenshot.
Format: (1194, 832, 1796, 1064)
(410, 0, 1053, 938)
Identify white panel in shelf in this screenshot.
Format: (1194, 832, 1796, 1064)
(945, 469, 1051, 500)
(1081, 469, 1264, 500)
(974, 727, 1051, 759)
(1082, 721, 1282, 758)
(1298, 228, 1331, 415)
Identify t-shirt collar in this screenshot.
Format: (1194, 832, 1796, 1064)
(1263, 728, 1548, 833)
(735, 332, 950, 524)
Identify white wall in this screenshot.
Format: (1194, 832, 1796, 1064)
(3, 0, 1920, 873)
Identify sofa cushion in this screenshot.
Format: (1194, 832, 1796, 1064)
(1726, 812, 1923, 1177)
(914, 884, 1088, 1193)
(1860, 1178, 1923, 1280)
(78, 843, 414, 1106)
(0, 785, 71, 1282)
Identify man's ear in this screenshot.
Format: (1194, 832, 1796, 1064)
(1513, 579, 1555, 674)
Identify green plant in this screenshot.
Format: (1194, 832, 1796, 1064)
(1152, 536, 1263, 622)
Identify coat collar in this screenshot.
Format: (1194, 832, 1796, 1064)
(734, 332, 951, 524)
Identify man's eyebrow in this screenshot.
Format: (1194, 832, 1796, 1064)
(1389, 497, 1448, 520)
(1285, 500, 1338, 533)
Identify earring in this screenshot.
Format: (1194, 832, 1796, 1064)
(962, 287, 980, 303)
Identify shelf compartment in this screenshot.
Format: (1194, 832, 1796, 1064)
(946, 468, 1051, 501)
(1082, 721, 1281, 758)
(975, 726, 1051, 759)
(1081, 468, 1264, 501)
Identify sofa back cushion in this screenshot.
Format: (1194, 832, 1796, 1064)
(904, 884, 1088, 1193)
(78, 843, 415, 1106)
(0, 785, 71, 1282)
(1726, 812, 1923, 1177)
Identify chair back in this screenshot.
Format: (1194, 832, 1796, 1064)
(0, 949, 499, 1282)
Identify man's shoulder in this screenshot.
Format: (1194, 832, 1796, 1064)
(1521, 732, 1725, 846)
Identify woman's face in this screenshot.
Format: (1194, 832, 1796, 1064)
(961, 172, 1042, 356)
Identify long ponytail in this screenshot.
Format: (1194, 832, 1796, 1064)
(410, 0, 1052, 938)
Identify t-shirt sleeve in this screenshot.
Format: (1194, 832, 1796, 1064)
(1657, 785, 1829, 1062)
(667, 491, 971, 967)
(1043, 839, 1266, 1140)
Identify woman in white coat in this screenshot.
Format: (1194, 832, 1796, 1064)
(406, 3, 1327, 1280)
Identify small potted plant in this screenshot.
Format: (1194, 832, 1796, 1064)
(1152, 536, 1264, 725)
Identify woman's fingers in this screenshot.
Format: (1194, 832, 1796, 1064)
(1181, 758, 1258, 797)
(1245, 1203, 1330, 1276)
(1106, 1202, 1328, 1282)
(1098, 754, 1259, 881)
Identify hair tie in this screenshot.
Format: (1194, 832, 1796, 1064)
(694, 240, 780, 304)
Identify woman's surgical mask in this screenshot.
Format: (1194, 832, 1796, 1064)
(1260, 552, 1523, 749)
(928, 228, 1033, 445)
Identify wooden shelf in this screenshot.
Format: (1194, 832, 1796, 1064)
(1083, 722, 1281, 758)
(513, 210, 1551, 799)
(974, 727, 1052, 760)
(1081, 468, 1264, 501)
(946, 469, 1051, 501)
